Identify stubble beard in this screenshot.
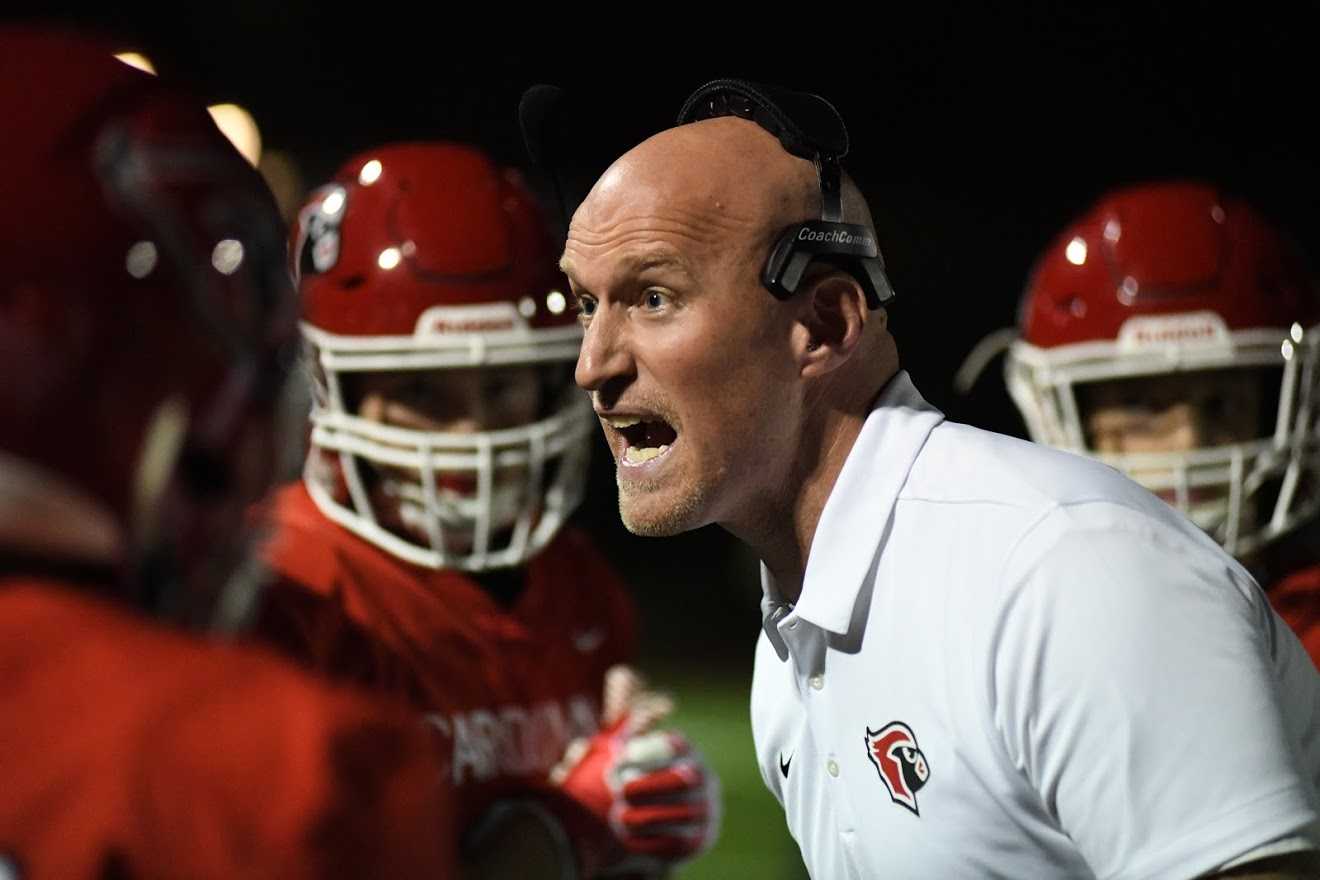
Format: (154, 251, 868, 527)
(616, 471, 712, 537)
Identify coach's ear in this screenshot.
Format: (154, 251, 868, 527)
(793, 268, 870, 378)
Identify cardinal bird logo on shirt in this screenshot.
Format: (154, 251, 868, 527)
(865, 721, 930, 815)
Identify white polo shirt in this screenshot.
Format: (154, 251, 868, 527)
(751, 371, 1320, 880)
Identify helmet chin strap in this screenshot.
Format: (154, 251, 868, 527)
(130, 395, 191, 553)
(123, 393, 268, 631)
(123, 394, 193, 620)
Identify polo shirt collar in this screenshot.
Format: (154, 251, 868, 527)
(761, 370, 944, 645)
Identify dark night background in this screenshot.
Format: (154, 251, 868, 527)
(9, 8, 1318, 876)
(9, 5, 1315, 661)
(14, 6, 1317, 665)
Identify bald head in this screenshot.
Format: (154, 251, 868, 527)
(570, 116, 875, 270)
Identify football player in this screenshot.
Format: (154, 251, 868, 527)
(0, 27, 456, 878)
(1000, 181, 1320, 661)
(253, 141, 720, 877)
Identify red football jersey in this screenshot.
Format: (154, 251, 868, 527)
(0, 580, 457, 880)
(1270, 564, 1320, 669)
(251, 482, 639, 826)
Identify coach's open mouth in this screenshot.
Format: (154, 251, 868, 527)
(604, 414, 678, 466)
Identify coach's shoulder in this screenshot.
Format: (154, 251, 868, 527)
(987, 494, 1264, 665)
(907, 420, 1152, 512)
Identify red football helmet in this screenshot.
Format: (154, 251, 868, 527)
(292, 142, 591, 571)
(0, 28, 299, 626)
(1005, 181, 1320, 556)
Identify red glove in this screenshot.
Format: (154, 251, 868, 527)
(549, 666, 721, 878)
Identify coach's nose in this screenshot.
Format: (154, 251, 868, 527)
(575, 303, 636, 407)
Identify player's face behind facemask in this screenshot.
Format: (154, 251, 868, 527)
(305, 354, 590, 573)
(1073, 366, 1294, 550)
(332, 362, 577, 558)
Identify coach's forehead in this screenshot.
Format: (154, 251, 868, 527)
(565, 117, 818, 277)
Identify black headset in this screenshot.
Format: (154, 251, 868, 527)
(675, 79, 895, 310)
(519, 78, 895, 309)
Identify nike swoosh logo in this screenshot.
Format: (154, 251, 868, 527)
(780, 752, 793, 778)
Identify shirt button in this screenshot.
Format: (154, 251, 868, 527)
(827, 759, 840, 777)
(809, 674, 825, 691)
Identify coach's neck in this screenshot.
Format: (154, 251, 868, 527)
(734, 298, 899, 606)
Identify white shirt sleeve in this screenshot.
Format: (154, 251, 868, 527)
(991, 511, 1319, 880)
(1213, 821, 1320, 873)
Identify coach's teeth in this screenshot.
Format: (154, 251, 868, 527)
(607, 416, 642, 428)
(625, 446, 658, 464)
(624, 444, 669, 464)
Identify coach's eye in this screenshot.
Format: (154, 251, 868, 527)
(574, 294, 598, 321)
(643, 289, 669, 310)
